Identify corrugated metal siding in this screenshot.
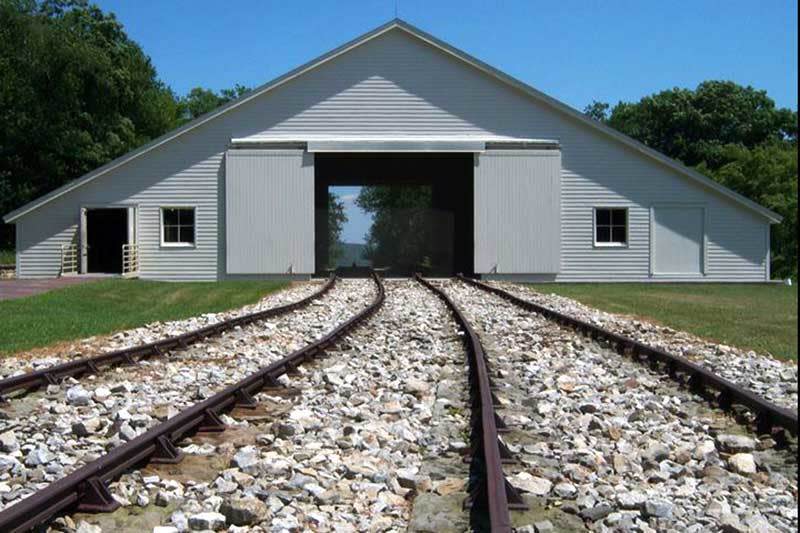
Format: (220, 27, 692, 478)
(225, 150, 314, 274)
(475, 150, 561, 274)
(13, 28, 770, 281)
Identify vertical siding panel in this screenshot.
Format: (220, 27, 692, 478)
(225, 150, 314, 274)
(475, 150, 561, 273)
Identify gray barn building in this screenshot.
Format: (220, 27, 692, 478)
(3, 20, 782, 282)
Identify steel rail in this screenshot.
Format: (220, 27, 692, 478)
(414, 274, 525, 533)
(457, 274, 798, 436)
(0, 272, 384, 533)
(0, 276, 337, 401)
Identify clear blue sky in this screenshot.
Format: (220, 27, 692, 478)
(96, 0, 797, 110)
(95, 0, 798, 243)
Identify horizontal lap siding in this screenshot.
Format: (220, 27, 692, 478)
(16, 131, 224, 281)
(14, 28, 770, 281)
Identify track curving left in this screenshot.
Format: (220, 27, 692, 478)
(0, 273, 384, 532)
(0, 277, 336, 401)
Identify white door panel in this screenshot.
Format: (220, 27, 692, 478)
(653, 206, 704, 275)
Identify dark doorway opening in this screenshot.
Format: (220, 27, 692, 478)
(315, 154, 474, 277)
(86, 208, 128, 274)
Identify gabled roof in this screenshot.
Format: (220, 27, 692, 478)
(4, 19, 782, 223)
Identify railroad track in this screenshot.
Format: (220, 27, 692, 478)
(415, 274, 527, 533)
(456, 274, 798, 438)
(0, 276, 336, 402)
(0, 272, 385, 532)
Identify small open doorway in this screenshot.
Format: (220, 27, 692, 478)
(84, 208, 129, 274)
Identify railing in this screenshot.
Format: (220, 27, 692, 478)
(60, 244, 78, 276)
(122, 243, 139, 277)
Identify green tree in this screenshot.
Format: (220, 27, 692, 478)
(587, 81, 798, 278)
(178, 84, 250, 123)
(583, 100, 610, 123)
(356, 185, 435, 274)
(327, 192, 347, 268)
(0, 0, 181, 246)
(698, 143, 797, 278)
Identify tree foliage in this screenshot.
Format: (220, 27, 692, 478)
(586, 81, 798, 278)
(0, 0, 249, 247)
(356, 185, 436, 274)
(326, 192, 347, 268)
(178, 84, 250, 124)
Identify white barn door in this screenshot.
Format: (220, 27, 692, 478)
(474, 150, 561, 274)
(225, 149, 314, 274)
(652, 206, 705, 276)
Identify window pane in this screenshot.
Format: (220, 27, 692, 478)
(163, 208, 180, 226)
(164, 226, 179, 243)
(596, 209, 610, 225)
(179, 208, 194, 226)
(596, 226, 611, 242)
(180, 225, 195, 244)
(612, 209, 627, 226)
(612, 226, 627, 244)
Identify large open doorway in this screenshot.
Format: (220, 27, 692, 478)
(315, 154, 474, 277)
(85, 208, 128, 273)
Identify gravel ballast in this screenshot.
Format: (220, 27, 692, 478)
(440, 279, 797, 532)
(0, 279, 375, 513)
(489, 281, 798, 411)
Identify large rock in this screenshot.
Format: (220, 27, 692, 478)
(643, 498, 674, 518)
(715, 434, 756, 454)
(220, 496, 268, 526)
(728, 453, 757, 475)
(0, 430, 18, 453)
(231, 446, 259, 473)
(511, 472, 552, 496)
(187, 512, 226, 531)
(66, 386, 92, 406)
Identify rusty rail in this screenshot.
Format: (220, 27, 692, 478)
(0, 272, 384, 532)
(0, 276, 336, 401)
(458, 274, 798, 436)
(414, 275, 525, 533)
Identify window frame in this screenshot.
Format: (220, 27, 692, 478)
(593, 206, 629, 248)
(160, 206, 197, 248)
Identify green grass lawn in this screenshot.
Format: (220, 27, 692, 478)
(0, 249, 14, 265)
(525, 283, 798, 361)
(0, 279, 288, 355)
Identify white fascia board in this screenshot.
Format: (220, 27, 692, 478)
(307, 140, 485, 152)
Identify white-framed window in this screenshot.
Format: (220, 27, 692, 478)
(594, 207, 628, 247)
(160, 207, 195, 247)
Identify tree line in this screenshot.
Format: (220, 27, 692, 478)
(1, 1, 796, 278)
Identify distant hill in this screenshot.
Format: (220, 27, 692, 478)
(335, 242, 372, 267)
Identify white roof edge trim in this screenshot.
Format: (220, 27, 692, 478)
(307, 140, 485, 153)
(4, 18, 782, 224)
